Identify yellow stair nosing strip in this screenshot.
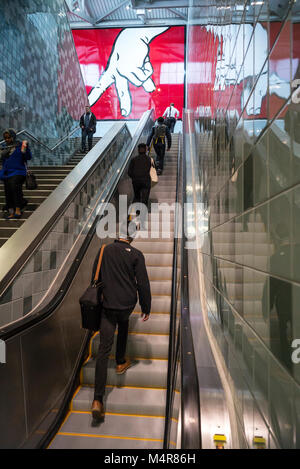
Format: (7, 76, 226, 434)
(46, 410, 72, 449)
(71, 410, 178, 421)
(77, 383, 167, 392)
(56, 432, 163, 443)
(104, 355, 168, 361)
(70, 386, 82, 411)
(81, 383, 168, 390)
(133, 311, 171, 315)
(127, 332, 169, 336)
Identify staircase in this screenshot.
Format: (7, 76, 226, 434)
(48, 135, 180, 449)
(0, 138, 101, 247)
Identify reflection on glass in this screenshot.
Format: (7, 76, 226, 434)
(186, 4, 300, 449)
(269, 21, 291, 118)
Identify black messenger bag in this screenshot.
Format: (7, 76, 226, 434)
(79, 244, 106, 331)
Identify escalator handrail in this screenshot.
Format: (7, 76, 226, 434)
(163, 133, 181, 448)
(180, 113, 202, 449)
(163, 128, 202, 448)
(0, 122, 127, 298)
(0, 126, 81, 152)
(0, 110, 154, 341)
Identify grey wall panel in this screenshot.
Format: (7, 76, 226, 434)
(21, 315, 71, 437)
(0, 337, 26, 448)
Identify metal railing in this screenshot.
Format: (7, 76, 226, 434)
(0, 126, 81, 152)
(163, 131, 202, 449)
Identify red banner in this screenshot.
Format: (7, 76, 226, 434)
(72, 27, 185, 120)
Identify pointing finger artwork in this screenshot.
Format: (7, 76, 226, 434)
(72, 26, 185, 119)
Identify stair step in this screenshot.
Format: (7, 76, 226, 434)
(92, 333, 169, 360)
(132, 240, 173, 253)
(130, 312, 170, 333)
(49, 412, 166, 449)
(72, 386, 169, 417)
(0, 219, 24, 228)
(143, 253, 173, 266)
(82, 358, 168, 389)
(134, 295, 171, 313)
(0, 227, 20, 237)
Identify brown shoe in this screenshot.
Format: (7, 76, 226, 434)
(91, 400, 104, 420)
(116, 359, 132, 375)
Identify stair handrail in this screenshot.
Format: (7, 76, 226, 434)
(0, 126, 81, 152)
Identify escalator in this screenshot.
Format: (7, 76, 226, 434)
(0, 110, 205, 450)
(48, 137, 179, 449)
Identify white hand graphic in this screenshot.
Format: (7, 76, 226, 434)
(88, 27, 169, 117)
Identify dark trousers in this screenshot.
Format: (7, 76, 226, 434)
(3, 175, 26, 210)
(81, 129, 94, 151)
(132, 180, 151, 207)
(153, 143, 166, 170)
(94, 307, 133, 401)
(167, 117, 176, 133)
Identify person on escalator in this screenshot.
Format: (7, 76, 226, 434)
(146, 117, 171, 175)
(91, 220, 151, 421)
(128, 142, 151, 229)
(163, 103, 180, 133)
(0, 129, 31, 219)
(80, 105, 97, 152)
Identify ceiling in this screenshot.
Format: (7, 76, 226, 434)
(65, 0, 190, 27)
(64, 0, 300, 29)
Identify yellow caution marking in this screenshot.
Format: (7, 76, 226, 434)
(253, 436, 266, 448)
(70, 386, 81, 412)
(70, 410, 178, 422)
(56, 432, 163, 443)
(213, 434, 227, 449)
(81, 383, 168, 390)
(47, 410, 72, 449)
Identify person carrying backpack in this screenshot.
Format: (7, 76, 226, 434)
(146, 117, 171, 175)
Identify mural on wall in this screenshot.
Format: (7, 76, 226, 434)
(72, 26, 185, 120)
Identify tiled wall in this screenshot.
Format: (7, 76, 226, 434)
(186, 0, 300, 448)
(0, 126, 131, 326)
(0, 0, 88, 151)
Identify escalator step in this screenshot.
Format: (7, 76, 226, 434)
(71, 386, 168, 417)
(91, 332, 170, 360)
(50, 412, 170, 449)
(82, 358, 168, 389)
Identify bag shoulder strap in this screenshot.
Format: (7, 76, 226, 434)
(94, 244, 106, 283)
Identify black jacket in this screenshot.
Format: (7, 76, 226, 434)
(80, 112, 97, 133)
(91, 240, 151, 315)
(146, 125, 171, 149)
(128, 152, 151, 184)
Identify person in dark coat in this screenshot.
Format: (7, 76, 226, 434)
(0, 129, 32, 219)
(80, 105, 97, 152)
(146, 117, 171, 175)
(91, 222, 151, 420)
(128, 143, 151, 208)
